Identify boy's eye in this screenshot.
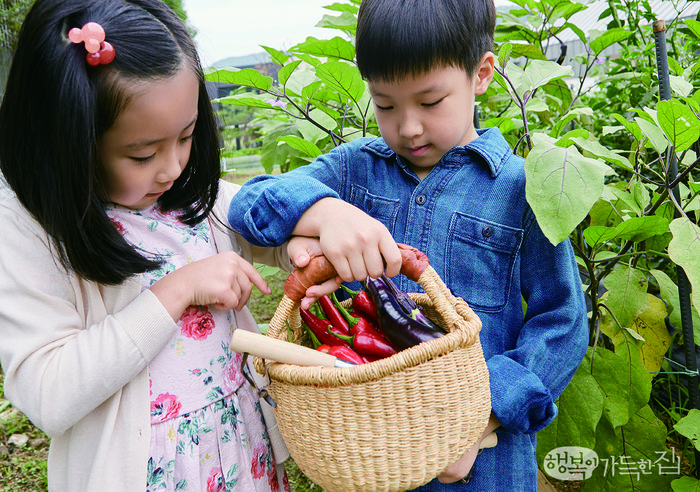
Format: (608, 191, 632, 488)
(422, 97, 445, 107)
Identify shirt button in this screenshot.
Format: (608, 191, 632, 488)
(415, 194, 427, 205)
(482, 226, 493, 238)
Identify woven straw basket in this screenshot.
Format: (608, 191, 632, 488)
(255, 264, 490, 492)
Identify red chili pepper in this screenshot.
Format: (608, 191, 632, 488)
(352, 331, 398, 359)
(316, 344, 331, 353)
(350, 315, 383, 337)
(328, 345, 366, 365)
(318, 295, 350, 334)
(300, 307, 351, 347)
(341, 284, 378, 322)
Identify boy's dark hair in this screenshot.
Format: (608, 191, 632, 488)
(355, 0, 496, 81)
(0, 0, 221, 285)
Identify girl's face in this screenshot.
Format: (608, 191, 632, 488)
(99, 68, 199, 210)
(368, 56, 494, 179)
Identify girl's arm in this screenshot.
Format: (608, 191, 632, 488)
(0, 207, 177, 436)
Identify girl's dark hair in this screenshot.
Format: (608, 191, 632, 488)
(355, 0, 496, 82)
(0, 0, 221, 285)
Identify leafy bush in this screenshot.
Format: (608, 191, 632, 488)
(208, 0, 700, 489)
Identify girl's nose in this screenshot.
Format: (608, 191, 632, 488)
(157, 146, 186, 183)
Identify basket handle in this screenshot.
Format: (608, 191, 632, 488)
(282, 243, 429, 301)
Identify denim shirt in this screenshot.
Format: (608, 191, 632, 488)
(229, 127, 588, 490)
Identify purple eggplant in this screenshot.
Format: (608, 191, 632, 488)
(380, 274, 444, 332)
(364, 277, 446, 350)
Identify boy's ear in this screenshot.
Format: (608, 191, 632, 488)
(474, 52, 496, 95)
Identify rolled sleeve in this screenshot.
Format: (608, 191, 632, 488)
(228, 174, 339, 246)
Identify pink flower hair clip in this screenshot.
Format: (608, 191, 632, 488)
(68, 22, 116, 66)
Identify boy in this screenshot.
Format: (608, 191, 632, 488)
(228, 0, 588, 489)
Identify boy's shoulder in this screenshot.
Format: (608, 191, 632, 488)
(338, 136, 393, 158)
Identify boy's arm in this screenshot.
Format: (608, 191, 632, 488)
(487, 211, 589, 435)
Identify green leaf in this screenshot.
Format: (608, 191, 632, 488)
(635, 116, 669, 153)
(498, 42, 513, 68)
(315, 61, 365, 103)
(315, 11, 357, 35)
(674, 409, 700, 452)
(589, 341, 651, 428)
(509, 43, 547, 60)
(672, 476, 700, 492)
(218, 94, 273, 109)
(551, 107, 594, 138)
(205, 68, 273, 91)
(589, 28, 634, 55)
(261, 45, 289, 66)
(587, 405, 677, 490)
(626, 294, 671, 375)
(657, 100, 700, 153)
(570, 135, 633, 171)
(277, 135, 323, 159)
(525, 133, 613, 245)
(278, 60, 302, 86)
(520, 60, 573, 97)
(670, 75, 694, 98)
(602, 264, 649, 329)
(290, 36, 356, 62)
(614, 216, 670, 242)
(685, 19, 700, 39)
(537, 358, 605, 466)
(668, 218, 700, 320)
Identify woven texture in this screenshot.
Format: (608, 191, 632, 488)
(256, 266, 490, 492)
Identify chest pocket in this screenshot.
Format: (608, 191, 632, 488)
(445, 212, 523, 313)
(348, 185, 400, 231)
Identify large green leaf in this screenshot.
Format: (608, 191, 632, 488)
(525, 133, 613, 245)
(635, 117, 669, 154)
(668, 218, 700, 320)
(277, 135, 323, 159)
(218, 93, 273, 109)
(290, 36, 355, 62)
(657, 99, 700, 153)
(602, 264, 649, 329)
(674, 409, 700, 452)
(589, 28, 634, 55)
(205, 68, 273, 91)
(584, 405, 677, 491)
(672, 476, 700, 492)
(622, 295, 672, 375)
(584, 216, 670, 247)
(570, 135, 633, 171)
(589, 340, 651, 429)
(519, 60, 573, 98)
(315, 61, 365, 104)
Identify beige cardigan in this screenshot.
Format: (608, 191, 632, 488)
(0, 181, 290, 491)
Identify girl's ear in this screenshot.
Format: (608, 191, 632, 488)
(474, 52, 496, 95)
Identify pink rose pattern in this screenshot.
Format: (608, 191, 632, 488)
(151, 393, 182, 422)
(206, 467, 225, 492)
(180, 305, 215, 340)
(109, 204, 288, 491)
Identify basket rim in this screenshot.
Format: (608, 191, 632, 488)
(258, 265, 485, 386)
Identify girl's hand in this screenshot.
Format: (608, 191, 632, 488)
(292, 197, 402, 282)
(287, 235, 342, 309)
(150, 251, 270, 321)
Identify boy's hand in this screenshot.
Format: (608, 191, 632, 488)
(293, 197, 402, 282)
(437, 414, 500, 483)
(287, 236, 342, 309)
(150, 251, 270, 321)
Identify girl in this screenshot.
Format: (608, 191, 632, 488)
(0, 0, 302, 490)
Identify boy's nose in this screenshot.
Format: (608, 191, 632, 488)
(398, 112, 423, 139)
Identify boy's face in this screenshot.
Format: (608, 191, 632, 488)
(368, 55, 494, 179)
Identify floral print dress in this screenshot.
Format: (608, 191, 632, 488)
(107, 204, 289, 492)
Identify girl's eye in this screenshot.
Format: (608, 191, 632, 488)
(130, 153, 155, 163)
(375, 104, 393, 111)
(422, 97, 444, 108)
(180, 134, 194, 144)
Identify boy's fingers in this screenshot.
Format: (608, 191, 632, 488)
(380, 238, 402, 278)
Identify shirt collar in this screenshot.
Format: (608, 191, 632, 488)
(361, 127, 514, 179)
